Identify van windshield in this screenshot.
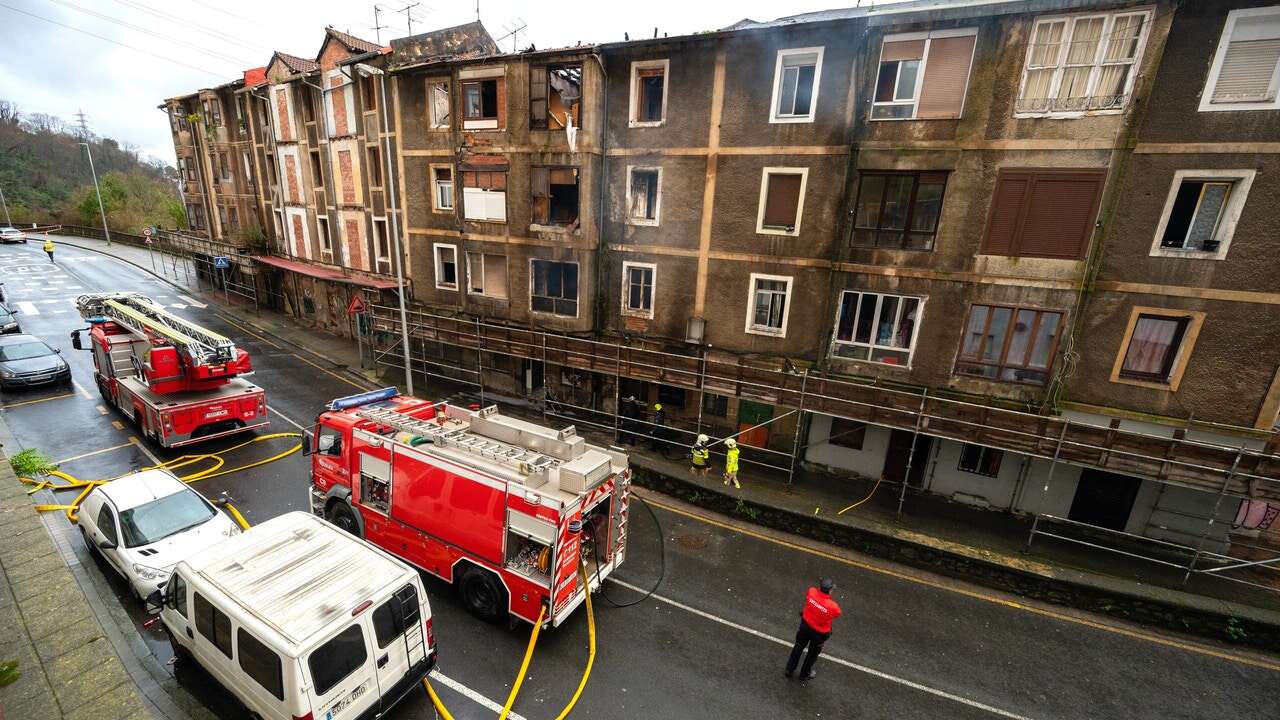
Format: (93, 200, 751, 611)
(119, 489, 216, 547)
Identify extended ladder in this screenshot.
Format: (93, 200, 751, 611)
(355, 406, 559, 475)
(76, 293, 235, 366)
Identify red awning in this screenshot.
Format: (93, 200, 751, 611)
(252, 256, 400, 289)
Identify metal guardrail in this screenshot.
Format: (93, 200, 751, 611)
(1028, 514, 1280, 595)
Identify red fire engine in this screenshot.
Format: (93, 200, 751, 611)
(308, 388, 631, 627)
(71, 293, 268, 447)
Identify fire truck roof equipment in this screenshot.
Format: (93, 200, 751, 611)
(75, 292, 236, 366)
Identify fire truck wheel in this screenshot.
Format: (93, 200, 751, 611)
(459, 567, 508, 623)
(326, 502, 362, 537)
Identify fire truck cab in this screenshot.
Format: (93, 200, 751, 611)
(308, 389, 630, 627)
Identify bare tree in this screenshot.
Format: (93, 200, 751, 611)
(0, 100, 19, 124)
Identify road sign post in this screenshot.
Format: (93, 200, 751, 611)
(214, 256, 230, 304)
(347, 295, 368, 368)
(143, 227, 156, 273)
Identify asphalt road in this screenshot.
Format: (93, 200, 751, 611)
(1, 239, 1277, 720)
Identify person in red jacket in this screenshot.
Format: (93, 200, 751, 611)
(784, 577, 842, 682)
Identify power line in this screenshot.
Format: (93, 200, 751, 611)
(107, 0, 274, 56)
(0, 2, 229, 79)
(184, 0, 255, 25)
(46, 0, 257, 68)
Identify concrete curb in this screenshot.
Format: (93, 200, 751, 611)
(46, 236, 381, 393)
(631, 465, 1280, 653)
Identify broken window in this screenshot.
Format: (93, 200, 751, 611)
(317, 217, 332, 256)
(772, 48, 822, 121)
(627, 167, 660, 224)
(219, 153, 232, 181)
(428, 80, 450, 129)
(363, 76, 378, 112)
(432, 166, 453, 211)
(531, 166, 579, 227)
(302, 88, 316, 122)
(956, 305, 1063, 385)
(622, 262, 655, 318)
(630, 60, 668, 125)
(367, 146, 382, 187)
(958, 444, 1003, 477)
(530, 63, 582, 129)
(372, 219, 392, 273)
(757, 169, 806, 234)
(853, 171, 948, 250)
(531, 260, 578, 317)
(462, 170, 507, 222)
(1159, 179, 1233, 252)
(434, 244, 458, 290)
(466, 252, 507, 298)
(463, 77, 502, 129)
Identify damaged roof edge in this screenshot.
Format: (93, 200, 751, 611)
(389, 44, 601, 74)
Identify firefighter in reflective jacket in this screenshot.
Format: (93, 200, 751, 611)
(722, 438, 740, 488)
(690, 434, 711, 476)
(43, 237, 55, 263)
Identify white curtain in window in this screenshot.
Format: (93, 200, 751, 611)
(1122, 317, 1179, 375)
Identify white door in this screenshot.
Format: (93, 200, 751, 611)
(371, 583, 427, 697)
(304, 622, 380, 720)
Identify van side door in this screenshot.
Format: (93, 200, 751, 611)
(370, 583, 428, 709)
(236, 626, 289, 720)
(304, 623, 379, 720)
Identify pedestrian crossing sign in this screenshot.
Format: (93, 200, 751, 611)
(213, 256, 230, 269)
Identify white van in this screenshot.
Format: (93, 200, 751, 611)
(156, 512, 436, 720)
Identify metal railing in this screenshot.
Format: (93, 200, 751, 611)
(1028, 514, 1280, 595)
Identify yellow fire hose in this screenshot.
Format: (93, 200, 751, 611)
(424, 561, 597, 720)
(838, 474, 883, 515)
(18, 432, 303, 523)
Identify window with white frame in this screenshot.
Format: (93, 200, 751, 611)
(745, 274, 793, 337)
(1016, 10, 1150, 115)
(1200, 7, 1280, 112)
(872, 30, 977, 120)
(434, 244, 458, 290)
(466, 252, 507, 299)
(531, 260, 578, 317)
(431, 165, 454, 211)
(832, 291, 922, 367)
(1150, 170, 1255, 260)
(756, 168, 808, 236)
(461, 169, 507, 222)
(316, 217, 332, 260)
(626, 167, 661, 225)
(770, 47, 823, 123)
(428, 79, 451, 128)
(372, 218, 391, 273)
(622, 262, 656, 318)
(629, 60, 668, 126)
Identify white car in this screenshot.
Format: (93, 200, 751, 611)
(78, 469, 240, 600)
(0, 227, 26, 244)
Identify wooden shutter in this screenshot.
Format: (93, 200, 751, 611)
(530, 66, 548, 128)
(982, 171, 1029, 255)
(917, 35, 976, 119)
(531, 167, 549, 224)
(881, 39, 925, 62)
(982, 169, 1104, 259)
(762, 173, 803, 229)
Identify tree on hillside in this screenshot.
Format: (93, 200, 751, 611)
(70, 170, 186, 232)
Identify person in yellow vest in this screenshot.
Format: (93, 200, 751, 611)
(690, 434, 711, 476)
(723, 438, 740, 488)
(43, 237, 55, 263)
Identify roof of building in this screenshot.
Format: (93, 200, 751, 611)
(183, 512, 412, 648)
(324, 26, 383, 55)
(273, 51, 319, 74)
(243, 66, 267, 88)
(390, 21, 499, 67)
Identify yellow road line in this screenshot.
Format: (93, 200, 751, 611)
(1, 392, 76, 408)
(642, 494, 1280, 673)
(54, 441, 134, 464)
(95, 404, 109, 415)
(111, 420, 124, 430)
(220, 316, 366, 390)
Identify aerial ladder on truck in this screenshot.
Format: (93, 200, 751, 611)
(71, 293, 269, 448)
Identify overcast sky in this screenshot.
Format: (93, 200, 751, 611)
(0, 0, 874, 166)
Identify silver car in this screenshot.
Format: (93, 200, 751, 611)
(0, 335, 71, 390)
(0, 227, 27, 244)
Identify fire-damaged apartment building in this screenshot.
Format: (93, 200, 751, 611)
(163, 0, 1280, 561)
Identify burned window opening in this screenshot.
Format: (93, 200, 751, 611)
(531, 166, 580, 227)
(531, 64, 582, 130)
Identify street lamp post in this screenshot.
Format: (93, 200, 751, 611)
(356, 62, 414, 396)
(0, 184, 12, 227)
(79, 142, 111, 246)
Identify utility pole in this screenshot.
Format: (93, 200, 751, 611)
(397, 3, 420, 36)
(0, 184, 11, 227)
(372, 5, 387, 44)
(75, 108, 90, 141)
(79, 142, 111, 246)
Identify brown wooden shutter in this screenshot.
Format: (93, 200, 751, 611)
(982, 171, 1029, 255)
(1018, 170, 1105, 259)
(881, 39, 925, 62)
(531, 166, 550, 224)
(917, 35, 977, 119)
(762, 173, 803, 229)
(530, 66, 548, 128)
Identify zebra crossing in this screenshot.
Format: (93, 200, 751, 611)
(9, 293, 208, 316)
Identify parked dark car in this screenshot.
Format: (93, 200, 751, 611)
(0, 335, 71, 390)
(0, 305, 20, 334)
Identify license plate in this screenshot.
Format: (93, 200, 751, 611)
(324, 681, 368, 720)
(204, 409, 229, 419)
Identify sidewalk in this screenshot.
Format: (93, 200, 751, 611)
(0, 454, 152, 720)
(50, 232, 1280, 652)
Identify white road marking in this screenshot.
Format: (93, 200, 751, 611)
(71, 378, 93, 400)
(15, 301, 37, 315)
(428, 670, 526, 720)
(179, 295, 207, 308)
(169, 304, 186, 309)
(607, 578, 1037, 720)
(266, 405, 312, 436)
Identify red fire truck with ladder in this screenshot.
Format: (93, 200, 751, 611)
(307, 388, 631, 627)
(71, 293, 268, 447)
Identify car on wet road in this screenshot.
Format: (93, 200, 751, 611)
(0, 333, 70, 389)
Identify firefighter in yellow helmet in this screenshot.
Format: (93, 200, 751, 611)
(723, 438, 741, 488)
(43, 237, 55, 263)
(649, 402, 670, 457)
(690, 434, 711, 476)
